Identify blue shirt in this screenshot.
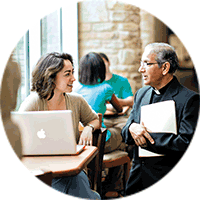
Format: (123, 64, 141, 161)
(105, 74, 133, 99)
(74, 82, 114, 141)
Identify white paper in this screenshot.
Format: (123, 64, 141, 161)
(139, 100, 177, 157)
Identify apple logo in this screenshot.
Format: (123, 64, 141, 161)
(37, 129, 46, 139)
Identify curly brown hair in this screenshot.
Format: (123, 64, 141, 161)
(31, 52, 73, 100)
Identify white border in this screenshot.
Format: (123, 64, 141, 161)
(0, 1, 199, 200)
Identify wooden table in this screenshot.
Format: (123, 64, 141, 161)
(22, 146, 98, 177)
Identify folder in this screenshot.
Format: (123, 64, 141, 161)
(139, 100, 177, 157)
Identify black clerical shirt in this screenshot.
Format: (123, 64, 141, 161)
(150, 77, 175, 104)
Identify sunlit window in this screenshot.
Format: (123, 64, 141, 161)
(41, 10, 62, 55)
(12, 4, 78, 110)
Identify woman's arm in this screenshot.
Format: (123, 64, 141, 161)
(86, 118, 101, 131)
(77, 94, 100, 146)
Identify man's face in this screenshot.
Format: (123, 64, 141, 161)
(139, 49, 164, 90)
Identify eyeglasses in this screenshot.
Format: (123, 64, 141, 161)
(140, 61, 166, 68)
(140, 61, 159, 68)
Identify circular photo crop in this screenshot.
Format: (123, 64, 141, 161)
(0, 1, 199, 200)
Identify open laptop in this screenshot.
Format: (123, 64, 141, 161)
(11, 110, 85, 156)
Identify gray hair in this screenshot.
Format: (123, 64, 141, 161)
(145, 42, 179, 73)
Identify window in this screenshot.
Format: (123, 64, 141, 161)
(41, 10, 62, 55)
(12, 4, 78, 110)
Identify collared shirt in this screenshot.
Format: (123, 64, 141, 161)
(150, 77, 175, 104)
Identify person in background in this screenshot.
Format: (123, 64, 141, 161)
(99, 53, 134, 136)
(121, 42, 199, 195)
(18, 52, 101, 199)
(74, 52, 127, 195)
(1, 53, 22, 159)
(99, 53, 134, 108)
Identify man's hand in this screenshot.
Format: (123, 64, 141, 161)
(129, 122, 154, 147)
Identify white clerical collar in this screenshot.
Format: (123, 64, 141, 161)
(153, 88, 161, 95)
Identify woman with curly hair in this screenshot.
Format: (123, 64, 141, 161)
(19, 52, 100, 199)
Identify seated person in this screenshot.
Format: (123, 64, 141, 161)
(74, 52, 124, 153)
(99, 53, 134, 132)
(74, 52, 126, 193)
(18, 52, 101, 199)
(1, 53, 22, 159)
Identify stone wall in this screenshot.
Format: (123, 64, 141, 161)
(140, 9, 198, 92)
(140, 9, 156, 50)
(169, 34, 198, 92)
(140, 9, 168, 50)
(78, 0, 143, 94)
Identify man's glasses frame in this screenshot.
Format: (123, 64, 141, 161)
(140, 61, 165, 68)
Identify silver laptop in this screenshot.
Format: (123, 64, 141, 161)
(11, 110, 85, 156)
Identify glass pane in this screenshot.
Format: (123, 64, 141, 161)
(41, 10, 61, 55)
(12, 36, 26, 110)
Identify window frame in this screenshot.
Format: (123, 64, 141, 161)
(13, 3, 78, 110)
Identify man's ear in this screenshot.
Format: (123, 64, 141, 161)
(162, 62, 170, 75)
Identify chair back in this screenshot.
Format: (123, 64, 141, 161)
(79, 113, 107, 194)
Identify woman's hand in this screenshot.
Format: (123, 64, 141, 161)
(78, 126, 93, 146)
(78, 118, 99, 146)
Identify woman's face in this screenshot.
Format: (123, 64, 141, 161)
(54, 59, 76, 93)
